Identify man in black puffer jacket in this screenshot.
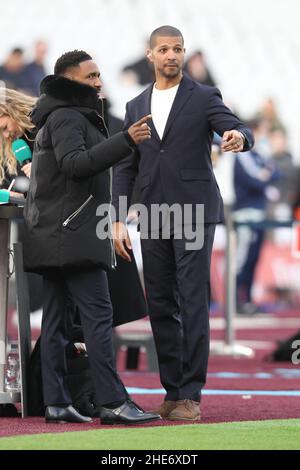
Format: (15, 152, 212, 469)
(23, 50, 159, 425)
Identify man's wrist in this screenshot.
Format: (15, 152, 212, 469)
(238, 131, 246, 146)
(123, 130, 137, 149)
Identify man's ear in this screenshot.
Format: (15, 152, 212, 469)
(146, 49, 153, 63)
(64, 72, 73, 80)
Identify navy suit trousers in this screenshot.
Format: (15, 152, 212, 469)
(141, 224, 216, 402)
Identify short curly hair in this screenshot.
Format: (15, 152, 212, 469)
(54, 50, 92, 75)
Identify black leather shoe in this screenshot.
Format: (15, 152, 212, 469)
(99, 399, 161, 425)
(45, 405, 92, 424)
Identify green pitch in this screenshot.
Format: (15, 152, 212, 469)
(0, 419, 300, 450)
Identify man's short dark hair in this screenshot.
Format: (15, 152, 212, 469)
(150, 25, 184, 48)
(11, 47, 24, 55)
(244, 118, 261, 131)
(54, 50, 92, 75)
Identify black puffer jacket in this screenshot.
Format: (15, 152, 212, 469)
(23, 75, 134, 273)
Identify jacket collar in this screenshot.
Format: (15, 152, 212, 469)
(40, 74, 101, 110)
(31, 75, 105, 129)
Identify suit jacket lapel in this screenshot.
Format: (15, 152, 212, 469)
(140, 83, 160, 142)
(162, 75, 195, 141)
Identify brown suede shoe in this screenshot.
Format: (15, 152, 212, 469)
(151, 400, 177, 418)
(168, 399, 201, 421)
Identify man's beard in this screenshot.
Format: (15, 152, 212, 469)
(159, 65, 181, 79)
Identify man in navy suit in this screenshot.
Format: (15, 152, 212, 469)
(113, 26, 254, 420)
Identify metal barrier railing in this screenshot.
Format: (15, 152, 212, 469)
(212, 206, 295, 357)
(0, 206, 31, 417)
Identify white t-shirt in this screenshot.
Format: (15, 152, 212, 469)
(151, 83, 179, 140)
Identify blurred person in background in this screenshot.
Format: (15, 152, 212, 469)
(0, 48, 28, 91)
(232, 119, 280, 315)
(121, 41, 155, 86)
(183, 50, 216, 87)
(0, 87, 44, 313)
(0, 88, 35, 190)
(256, 98, 285, 133)
(251, 117, 273, 160)
(267, 128, 299, 220)
(24, 40, 48, 96)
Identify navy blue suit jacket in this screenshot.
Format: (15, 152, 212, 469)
(113, 75, 254, 225)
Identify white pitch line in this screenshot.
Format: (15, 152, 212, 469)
(210, 340, 274, 350)
(210, 317, 300, 330)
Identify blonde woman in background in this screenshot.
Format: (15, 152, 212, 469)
(0, 87, 43, 316)
(0, 88, 36, 196)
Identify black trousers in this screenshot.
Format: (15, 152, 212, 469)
(41, 267, 126, 407)
(141, 224, 216, 402)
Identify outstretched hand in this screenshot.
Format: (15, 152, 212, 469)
(221, 130, 245, 153)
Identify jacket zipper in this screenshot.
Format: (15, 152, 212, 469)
(100, 100, 117, 269)
(62, 195, 93, 227)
